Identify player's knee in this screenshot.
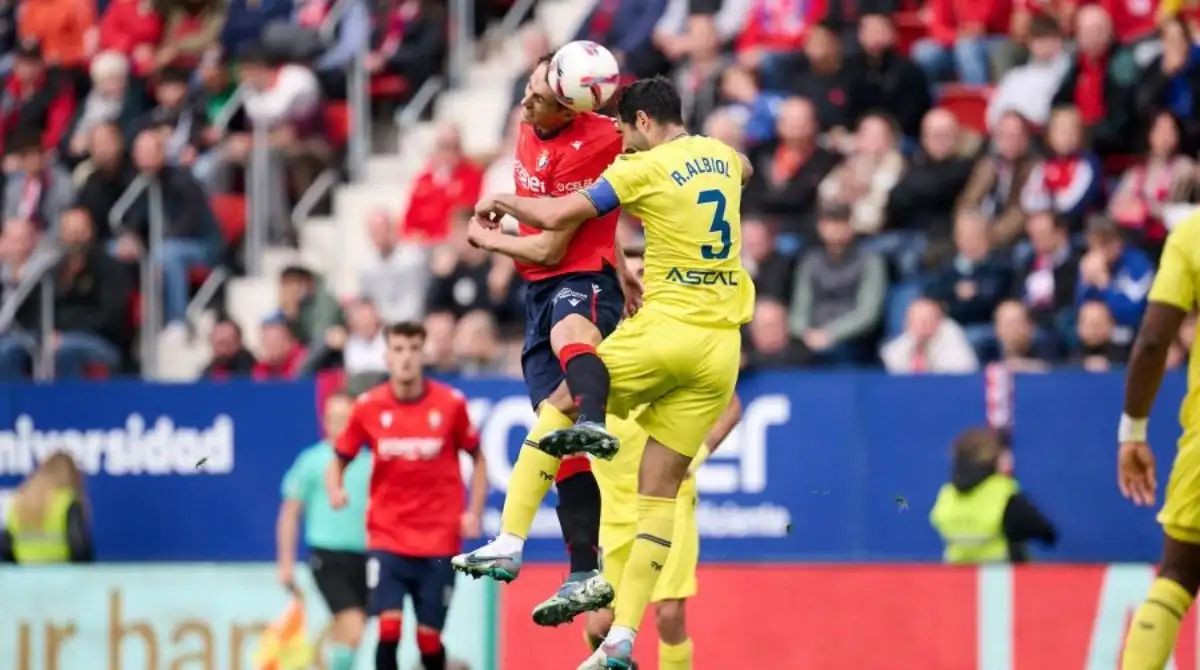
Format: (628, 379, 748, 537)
(416, 625, 443, 654)
(332, 610, 366, 647)
(655, 600, 688, 642)
(550, 314, 602, 354)
(377, 613, 402, 643)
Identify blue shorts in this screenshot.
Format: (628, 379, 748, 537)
(367, 551, 456, 630)
(521, 267, 623, 407)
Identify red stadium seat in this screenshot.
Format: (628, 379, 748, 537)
(939, 84, 993, 135)
(324, 102, 351, 152)
(370, 74, 408, 99)
(893, 12, 927, 56)
(210, 194, 247, 243)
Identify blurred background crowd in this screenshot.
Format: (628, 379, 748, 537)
(1, 0, 1198, 385)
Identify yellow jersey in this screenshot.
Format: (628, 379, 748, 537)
(584, 135, 755, 328)
(1148, 213, 1200, 434)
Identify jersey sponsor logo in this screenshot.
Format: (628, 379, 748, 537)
(0, 413, 235, 476)
(555, 177, 596, 193)
(553, 286, 589, 307)
(514, 160, 547, 194)
(666, 267, 740, 286)
(377, 437, 445, 460)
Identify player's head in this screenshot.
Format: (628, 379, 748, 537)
(614, 76, 685, 152)
(384, 321, 427, 384)
(521, 53, 575, 132)
(323, 391, 354, 440)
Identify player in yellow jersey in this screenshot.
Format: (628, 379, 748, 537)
(472, 76, 755, 669)
(1118, 213, 1200, 669)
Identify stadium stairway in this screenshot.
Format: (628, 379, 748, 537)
(157, 0, 593, 380)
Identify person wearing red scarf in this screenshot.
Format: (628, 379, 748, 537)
(1019, 107, 1104, 229)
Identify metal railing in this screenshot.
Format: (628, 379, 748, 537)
(109, 174, 165, 378)
(448, 0, 475, 87)
(491, 0, 539, 48)
(0, 244, 63, 381)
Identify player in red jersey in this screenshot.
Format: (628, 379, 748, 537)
(327, 321, 488, 670)
(451, 53, 641, 627)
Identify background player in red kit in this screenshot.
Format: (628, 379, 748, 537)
(327, 322, 488, 670)
(451, 53, 640, 626)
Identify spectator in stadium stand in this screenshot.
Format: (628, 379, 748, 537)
(991, 300, 1051, 370)
(0, 4, 15, 75)
(295, 0, 369, 97)
(1076, 214, 1155, 349)
(653, 0, 749, 69)
(1136, 18, 1200, 147)
(715, 66, 786, 145)
(59, 51, 142, 172)
(910, 0, 1013, 86)
(310, 299, 388, 381)
(1010, 211, 1080, 339)
(1108, 111, 1196, 258)
(1050, 5, 1138, 156)
(0, 452, 92, 564)
(0, 218, 50, 376)
(744, 298, 809, 368)
(134, 66, 209, 170)
(788, 202, 887, 365)
(399, 122, 482, 243)
(880, 298, 979, 374)
(73, 122, 134, 243)
(99, 0, 165, 78)
(202, 317, 258, 378)
(818, 113, 905, 236)
(16, 0, 95, 77)
(849, 12, 932, 141)
(452, 309, 503, 375)
(156, 0, 226, 70)
(3, 131, 74, 232)
(958, 112, 1035, 249)
(673, 15, 732, 134)
(570, 0, 669, 78)
(775, 22, 869, 140)
(509, 26, 550, 112)
(733, 0, 819, 81)
(110, 130, 219, 344)
(986, 15, 1069, 131)
(743, 97, 839, 244)
(702, 107, 746, 153)
(929, 427, 1057, 563)
(38, 208, 129, 376)
(886, 109, 973, 256)
(362, 0, 449, 93)
(274, 263, 344, 348)
(254, 315, 307, 380)
(360, 210, 430, 325)
(0, 41, 76, 160)
(1019, 107, 1104, 229)
(1070, 300, 1126, 370)
(926, 211, 1014, 353)
(220, 0, 291, 57)
(742, 219, 795, 304)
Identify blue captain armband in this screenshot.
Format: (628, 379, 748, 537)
(581, 178, 620, 216)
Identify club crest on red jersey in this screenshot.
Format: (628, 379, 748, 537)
(381, 411, 393, 428)
(429, 410, 442, 429)
(536, 150, 550, 172)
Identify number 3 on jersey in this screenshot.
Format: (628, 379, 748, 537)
(697, 189, 732, 260)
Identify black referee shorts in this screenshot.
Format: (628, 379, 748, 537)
(309, 548, 369, 615)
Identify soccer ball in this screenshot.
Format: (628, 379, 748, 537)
(548, 41, 621, 113)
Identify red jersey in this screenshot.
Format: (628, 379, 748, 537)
(513, 112, 623, 281)
(335, 380, 480, 557)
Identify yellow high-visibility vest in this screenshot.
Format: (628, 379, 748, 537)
(929, 474, 1018, 564)
(6, 488, 74, 564)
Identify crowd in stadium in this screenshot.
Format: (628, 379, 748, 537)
(0, 0, 1195, 382)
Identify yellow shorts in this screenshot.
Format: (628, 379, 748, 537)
(1159, 433, 1200, 544)
(600, 478, 699, 602)
(598, 309, 741, 458)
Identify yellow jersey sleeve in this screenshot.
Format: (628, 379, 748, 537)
(1150, 225, 1197, 311)
(600, 154, 647, 206)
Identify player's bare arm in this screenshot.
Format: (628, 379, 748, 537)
(467, 216, 574, 265)
(478, 192, 599, 232)
(613, 234, 643, 316)
(736, 153, 754, 185)
(275, 498, 303, 586)
(1121, 302, 1186, 506)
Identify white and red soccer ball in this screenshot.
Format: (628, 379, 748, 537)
(548, 40, 621, 113)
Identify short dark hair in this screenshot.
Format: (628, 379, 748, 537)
(1086, 213, 1121, 239)
(385, 321, 427, 341)
(952, 427, 1004, 465)
(1029, 14, 1062, 39)
(158, 66, 191, 86)
(9, 130, 42, 155)
(615, 76, 684, 126)
(280, 265, 315, 282)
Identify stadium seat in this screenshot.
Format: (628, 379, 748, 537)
(893, 12, 926, 56)
(939, 84, 992, 135)
(369, 74, 408, 99)
(324, 102, 351, 152)
(210, 194, 247, 243)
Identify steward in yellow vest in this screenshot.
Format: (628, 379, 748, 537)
(929, 427, 1057, 564)
(1, 451, 92, 564)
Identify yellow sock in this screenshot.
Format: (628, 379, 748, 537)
(613, 495, 676, 631)
(499, 405, 574, 538)
(660, 638, 693, 670)
(1122, 577, 1194, 670)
